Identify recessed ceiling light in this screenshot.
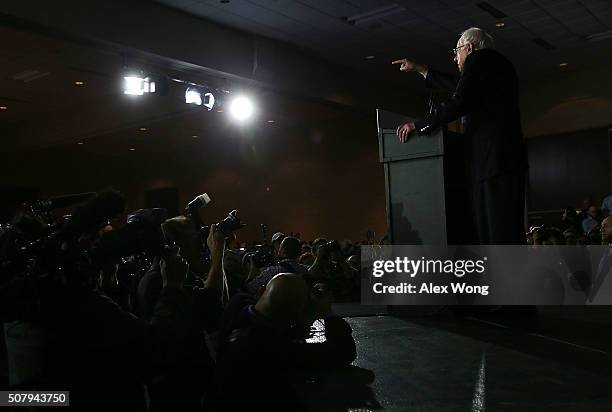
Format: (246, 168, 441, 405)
(0, 106, 7, 110)
(139, 127, 147, 131)
(192, 135, 198, 138)
(267, 120, 275, 123)
(77, 142, 84, 145)
(495, 21, 505, 28)
(559, 62, 568, 67)
(74, 81, 84, 85)
(365, 55, 375, 60)
(129, 148, 136, 151)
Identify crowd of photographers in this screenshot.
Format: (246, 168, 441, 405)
(527, 196, 612, 246)
(0, 191, 363, 411)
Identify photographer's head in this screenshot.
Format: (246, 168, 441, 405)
(160, 244, 189, 289)
(587, 205, 599, 218)
(278, 236, 300, 260)
(161, 216, 206, 275)
(254, 273, 308, 327)
(223, 248, 245, 284)
(271, 232, 285, 255)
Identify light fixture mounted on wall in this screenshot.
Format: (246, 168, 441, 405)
(121, 67, 256, 123)
(124, 76, 156, 95)
(185, 86, 215, 110)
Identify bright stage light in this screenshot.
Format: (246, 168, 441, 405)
(229, 96, 253, 121)
(124, 76, 155, 95)
(185, 88, 202, 105)
(203, 93, 215, 111)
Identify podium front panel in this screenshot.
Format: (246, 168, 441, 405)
(385, 156, 448, 245)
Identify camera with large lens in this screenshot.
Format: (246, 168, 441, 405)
(242, 244, 275, 268)
(216, 210, 245, 236)
(321, 240, 341, 255)
(185, 194, 245, 242)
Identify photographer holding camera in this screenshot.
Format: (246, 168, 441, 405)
(211, 273, 356, 411)
(3, 190, 231, 411)
(245, 236, 308, 295)
(136, 218, 226, 411)
(137, 217, 225, 321)
(308, 239, 359, 299)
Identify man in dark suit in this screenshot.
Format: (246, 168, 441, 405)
(588, 216, 612, 304)
(393, 27, 528, 245)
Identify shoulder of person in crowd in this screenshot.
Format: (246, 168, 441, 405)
(279, 258, 309, 272)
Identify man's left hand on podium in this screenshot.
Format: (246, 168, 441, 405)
(396, 122, 416, 143)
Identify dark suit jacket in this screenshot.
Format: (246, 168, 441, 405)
(415, 49, 528, 182)
(589, 246, 612, 302)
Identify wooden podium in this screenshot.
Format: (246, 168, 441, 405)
(377, 109, 475, 246)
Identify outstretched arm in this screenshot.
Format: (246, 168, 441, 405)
(425, 68, 460, 91)
(392, 58, 428, 78)
(202, 224, 225, 292)
(415, 53, 486, 132)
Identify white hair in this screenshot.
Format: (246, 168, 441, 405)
(458, 27, 495, 50)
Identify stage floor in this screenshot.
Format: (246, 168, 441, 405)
(306, 308, 612, 411)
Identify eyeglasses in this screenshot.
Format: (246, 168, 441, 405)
(451, 44, 469, 56)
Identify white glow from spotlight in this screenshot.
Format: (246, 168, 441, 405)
(124, 76, 155, 95)
(185, 88, 202, 105)
(229, 96, 253, 121)
(203, 93, 215, 111)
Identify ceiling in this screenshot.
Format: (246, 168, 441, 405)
(1, 0, 612, 156)
(0, 24, 361, 155)
(157, 0, 612, 78)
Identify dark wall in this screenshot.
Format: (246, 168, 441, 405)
(527, 127, 610, 211)
(0, 186, 40, 222)
(0, 112, 388, 243)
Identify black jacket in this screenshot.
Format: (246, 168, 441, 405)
(210, 296, 357, 411)
(38, 286, 196, 411)
(415, 49, 528, 182)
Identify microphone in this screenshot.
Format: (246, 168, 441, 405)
(33, 192, 97, 212)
